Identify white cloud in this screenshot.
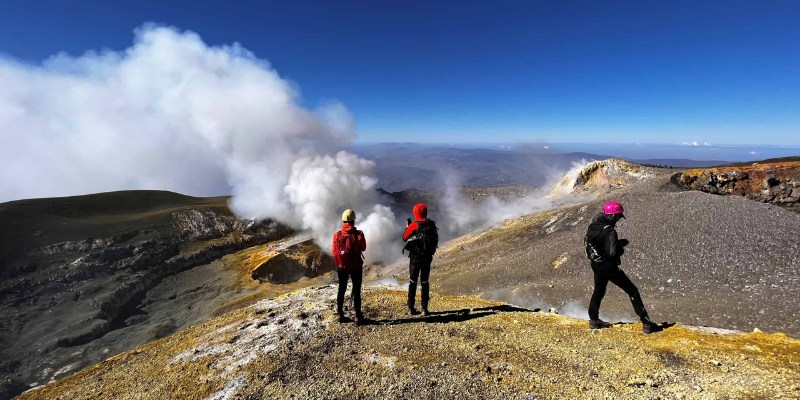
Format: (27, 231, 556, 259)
(680, 140, 712, 147)
(0, 24, 398, 262)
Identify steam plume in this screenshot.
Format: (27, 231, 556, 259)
(0, 24, 397, 262)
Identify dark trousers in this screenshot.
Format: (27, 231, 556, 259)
(337, 268, 363, 317)
(408, 254, 432, 310)
(588, 264, 649, 322)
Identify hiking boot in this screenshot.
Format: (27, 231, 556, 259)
(423, 308, 431, 316)
(337, 313, 349, 323)
(354, 315, 364, 326)
(409, 307, 421, 316)
(642, 321, 659, 334)
(589, 319, 610, 329)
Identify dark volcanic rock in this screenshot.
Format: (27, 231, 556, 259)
(0, 191, 293, 399)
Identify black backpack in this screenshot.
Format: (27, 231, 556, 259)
(405, 220, 439, 256)
(584, 224, 611, 263)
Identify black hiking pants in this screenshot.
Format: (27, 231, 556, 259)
(337, 268, 363, 317)
(408, 253, 433, 310)
(588, 264, 649, 322)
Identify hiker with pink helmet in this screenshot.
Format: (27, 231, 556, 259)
(584, 201, 660, 333)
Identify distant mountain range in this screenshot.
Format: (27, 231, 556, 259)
(353, 143, 726, 191)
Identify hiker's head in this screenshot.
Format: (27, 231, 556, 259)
(342, 209, 356, 223)
(413, 203, 428, 221)
(602, 201, 625, 221)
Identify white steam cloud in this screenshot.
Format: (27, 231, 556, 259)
(434, 163, 576, 238)
(0, 24, 397, 263)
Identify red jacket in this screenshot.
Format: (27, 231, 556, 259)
(403, 203, 428, 241)
(332, 222, 366, 259)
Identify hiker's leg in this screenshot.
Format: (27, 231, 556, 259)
(336, 269, 348, 315)
(420, 256, 432, 311)
(351, 268, 363, 318)
(408, 256, 422, 310)
(609, 268, 650, 321)
(588, 268, 610, 321)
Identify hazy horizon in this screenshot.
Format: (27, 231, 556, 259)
(353, 141, 800, 163)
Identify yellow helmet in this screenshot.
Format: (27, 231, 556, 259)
(341, 209, 356, 222)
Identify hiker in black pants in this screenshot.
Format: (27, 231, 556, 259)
(332, 209, 367, 326)
(402, 203, 438, 316)
(586, 201, 659, 333)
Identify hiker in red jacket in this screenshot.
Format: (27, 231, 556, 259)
(332, 209, 367, 325)
(402, 203, 439, 316)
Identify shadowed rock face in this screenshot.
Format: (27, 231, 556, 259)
(0, 191, 292, 399)
(678, 162, 800, 211)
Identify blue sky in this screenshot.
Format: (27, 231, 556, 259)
(1, 0, 798, 145)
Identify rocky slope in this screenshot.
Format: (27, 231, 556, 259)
(678, 161, 800, 212)
(0, 191, 293, 399)
(548, 158, 660, 198)
(383, 161, 800, 338)
(18, 286, 800, 400)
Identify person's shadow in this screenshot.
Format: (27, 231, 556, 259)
(368, 304, 534, 326)
(358, 304, 677, 333)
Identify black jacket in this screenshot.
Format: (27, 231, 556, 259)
(587, 213, 624, 267)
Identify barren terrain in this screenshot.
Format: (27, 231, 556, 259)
(18, 286, 800, 400)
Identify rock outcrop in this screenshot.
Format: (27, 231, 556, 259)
(250, 240, 336, 284)
(678, 161, 800, 210)
(549, 158, 658, 198)
(17, 286, 800, 400)
(168, 209, 244, 240)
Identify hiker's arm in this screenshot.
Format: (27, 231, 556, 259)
(605, 230, 621, 257)
(331, 233, 337, 254)
(402, 222, 418, 241)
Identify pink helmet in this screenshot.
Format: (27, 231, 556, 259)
(603, 201, 625, 217)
